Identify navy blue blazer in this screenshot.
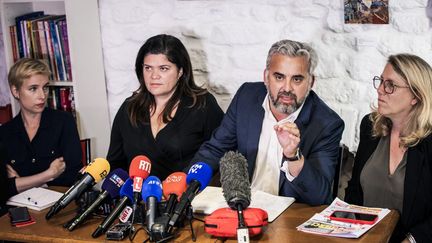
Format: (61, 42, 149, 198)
(345, 115, 432, 243)
(192, 82, 344, 205)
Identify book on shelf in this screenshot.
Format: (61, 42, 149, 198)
(58, 20, 72, 81)
(9, 26, 18, 62)
(47, 86, 74, 113)
(10, 12, 71, 82)
(14, 11, 44, 58)
(52, 16, 67, 81)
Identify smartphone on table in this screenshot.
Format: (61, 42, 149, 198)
(329, 210, 378, 225)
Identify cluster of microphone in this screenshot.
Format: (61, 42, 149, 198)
(44, 154, 214, 242)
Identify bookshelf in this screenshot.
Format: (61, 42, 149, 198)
(0, 0, 110, 159)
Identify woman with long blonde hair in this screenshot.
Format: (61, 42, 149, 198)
(345, 54, 432, 243)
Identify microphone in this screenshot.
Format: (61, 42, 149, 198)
(148, 172, 187, 240)
(92, 178, 134, 238)
(162, 172, 187, 216)
(67, 168, 129, 231)
(128, 155, 151, 227)
(220, 151, 251, 243)
(141, 176, 162, 233)
(46, 158, 110, 220)
(129, 155, 152, 193)
(168, 162, 212, 230)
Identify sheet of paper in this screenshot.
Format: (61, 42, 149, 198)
(7, 187, 63, 211)
(192, 186, 295, 222)
(296, 198, 391, 238)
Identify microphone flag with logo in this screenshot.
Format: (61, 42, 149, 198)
(129, 155, 151, 232)
(92, 178, 134, 238)
(129, 155, 151, 194)
(168, 162, 212, 231)
(141, 176, 163, 234)
(149, 172, 187, 240)
(67, 168, 128, 231)
(46, 158, 110, 220)
(162, 172, 187, 216)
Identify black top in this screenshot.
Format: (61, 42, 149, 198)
(0, 141, 14, 216)
(345, 114, 432, 243)
(107, 93, 224, 180)
(0, 108, 82, 195)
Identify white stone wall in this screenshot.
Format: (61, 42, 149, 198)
(99, 0, 432, 152)
(0, 20, 10, 106)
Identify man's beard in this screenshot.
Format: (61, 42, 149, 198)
(269, 90, 308, 115)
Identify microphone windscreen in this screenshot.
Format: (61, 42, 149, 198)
(219, 151, 251, 209)
(162, 172, 187, 199)
(141, 176, 162, 202)
(119, 178, 134, 201)
(102, 168, 129, 198)
(84, 158, 110, 182)
(129, 155, 151, 179)
(186, 162, 213, 191)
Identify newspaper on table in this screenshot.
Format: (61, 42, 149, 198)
(297, 198, 391, 238)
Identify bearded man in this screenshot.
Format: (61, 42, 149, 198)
(191, 39, 344, 205)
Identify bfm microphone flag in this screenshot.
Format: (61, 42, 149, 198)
(46, 158, 110, 220)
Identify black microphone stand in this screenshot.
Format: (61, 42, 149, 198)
(185, 204, 197, 242)
(144, 203, 199, 243)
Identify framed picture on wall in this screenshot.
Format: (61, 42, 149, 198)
(344, 0, 389, 24)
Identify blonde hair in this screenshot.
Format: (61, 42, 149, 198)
(8, 58, 50, 90)
(370, 53, 432, 147)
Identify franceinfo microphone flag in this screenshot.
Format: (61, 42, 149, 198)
(168, 162, 212, 229)
(67, 168, 129, 231)
(92, 178, 134, 238)
(46, 158, 110, 220)
(220, 151, 251, 243)
(162, 172, 187, 216)
(141, 176, 163, 232)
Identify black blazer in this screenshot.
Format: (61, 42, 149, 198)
(0, 108, 82, 192)
(345, 115, 432, 243)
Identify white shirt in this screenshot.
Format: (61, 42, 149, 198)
(250, 94, 304, 195)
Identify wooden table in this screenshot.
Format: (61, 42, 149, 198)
(0, 201, 399, 243)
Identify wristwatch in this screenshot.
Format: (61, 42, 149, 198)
(284, 148, 302, 161)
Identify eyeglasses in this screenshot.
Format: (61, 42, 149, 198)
(373, 76, 410, 94)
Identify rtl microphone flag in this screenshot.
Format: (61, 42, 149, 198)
(141, 176, 163, 232)
(92, 178, 134, 238)
(219, 151, 251, 243)
(67, 168, 128, 231)
(168, 162, 212, 229)
(162, 172, 187, 216)
(129, 155, 151, 193)
(46, 158, 110, 220)
(128, 155, 151, 228)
